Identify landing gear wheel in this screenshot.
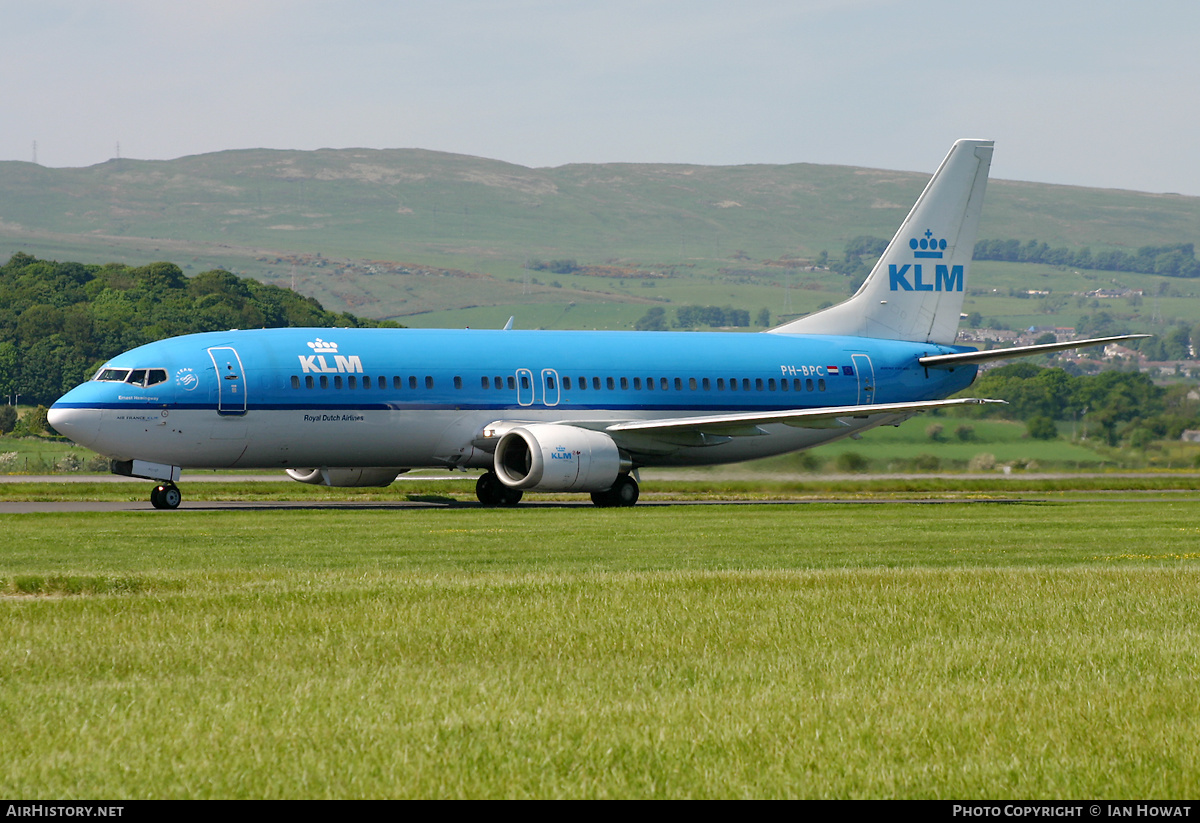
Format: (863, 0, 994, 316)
(476, 471, 523, 507)
(151, 483, 182, 510)
(591, 474, 639, 508)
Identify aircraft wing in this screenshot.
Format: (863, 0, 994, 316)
(602, 397, 1005, 439)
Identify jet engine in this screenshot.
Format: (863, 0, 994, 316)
(493, 424, 629, 491)
(285, 467, 406, 487)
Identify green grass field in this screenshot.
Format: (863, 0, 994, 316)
(3, 498, 1199, 798)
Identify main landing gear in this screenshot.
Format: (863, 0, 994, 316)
(472, 470, 638, 508)
(475, 471, 524, 507)
(474, 471, 640, 507)
(590, 474, 639, 508)
(150, 482, 182, 510)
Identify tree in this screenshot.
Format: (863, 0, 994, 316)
(634, 306, 668, 331)
(0, 405, 15, 434)
(24, 404, 49, 436)
(1026, 415, 1058, 440)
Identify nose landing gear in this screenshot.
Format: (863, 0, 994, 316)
(150, 483, 182, 509)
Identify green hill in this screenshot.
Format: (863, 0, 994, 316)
(3, 148, 1200, 330)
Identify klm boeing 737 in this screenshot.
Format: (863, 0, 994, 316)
(47, 140, 1143, 508)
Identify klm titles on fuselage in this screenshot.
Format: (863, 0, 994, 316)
(889, 230, 963, 292)
(299, 338, 362, 374)
(298, 354, 363, 374)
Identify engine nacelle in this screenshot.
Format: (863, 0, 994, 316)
(493, 424, 627, 492)
(285, 467, 405, 487)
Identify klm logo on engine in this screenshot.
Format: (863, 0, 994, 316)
(550, 446, 575, 461)
(298, 338, 363, 374)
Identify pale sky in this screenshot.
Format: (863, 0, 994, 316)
(4, 0, 1199, 194)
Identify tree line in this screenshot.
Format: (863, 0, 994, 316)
(0, 253, 398, 407)
(974, 239, 1200, 278)
(958, 362, 1197, 448)
(634, 305, 759, 330)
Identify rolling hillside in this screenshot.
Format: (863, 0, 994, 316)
(3, 148, 1200, 330)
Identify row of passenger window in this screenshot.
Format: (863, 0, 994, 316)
(515, 375, 827, 393)
(291, 374, 434, 390)
(290, 373, 827, 392)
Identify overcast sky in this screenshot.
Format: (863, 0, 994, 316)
(4, 1, 1199, 195)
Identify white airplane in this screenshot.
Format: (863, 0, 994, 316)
(48, 140, 1144, 508)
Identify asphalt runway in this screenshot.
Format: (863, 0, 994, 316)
(2, 472, 1196, 513)
(3, 494, 1194, 514)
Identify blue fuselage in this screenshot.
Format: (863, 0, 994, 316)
(49, 327, 978, 470)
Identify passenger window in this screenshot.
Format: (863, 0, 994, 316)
(394, 376, 402, 390)
(507, 376, 516, 390)
(702, 378, 710, 391)
(563, 376, 572, 390)
(306, 376, 314, 389)
(607, 377, 615, 390)
(363, 376, 371, 389)
(481, 376, 490, 389)
(620, 377, 629, 390)
(806, 378, 814, 391)
(818, 378, 826, 391)
(520, 375, 530, 390)
(320, 376, 329, 389)
(743, 379, 751, 391)
(633, 377, 641, 390)
(660, 377, 669, 391)
(291, 375, 300, 389)
(334, 376, 343, 390)
(674, 378, 682, 391)
(454, 376, 462, 389)
(425, 376, 434, 389)
(593, 377, 601, 390)
(409, 376, 417, 390)
(347, 376, 356, 389)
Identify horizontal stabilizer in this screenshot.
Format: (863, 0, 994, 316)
(919, 334, 1151, 368)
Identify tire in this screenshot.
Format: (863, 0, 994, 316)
(591, 475, 639, 508)
(477, 472, 523, 507)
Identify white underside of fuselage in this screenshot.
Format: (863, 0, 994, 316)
(61, 405, 906, 471)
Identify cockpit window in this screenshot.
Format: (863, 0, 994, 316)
(94, 367, 168, 387)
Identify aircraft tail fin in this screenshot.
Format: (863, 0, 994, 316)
(768, 139, 994, 345)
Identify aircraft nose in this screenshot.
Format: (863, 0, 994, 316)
(47, 403, 101, 446)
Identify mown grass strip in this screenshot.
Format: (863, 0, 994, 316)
(2, 502, 1198, 798)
